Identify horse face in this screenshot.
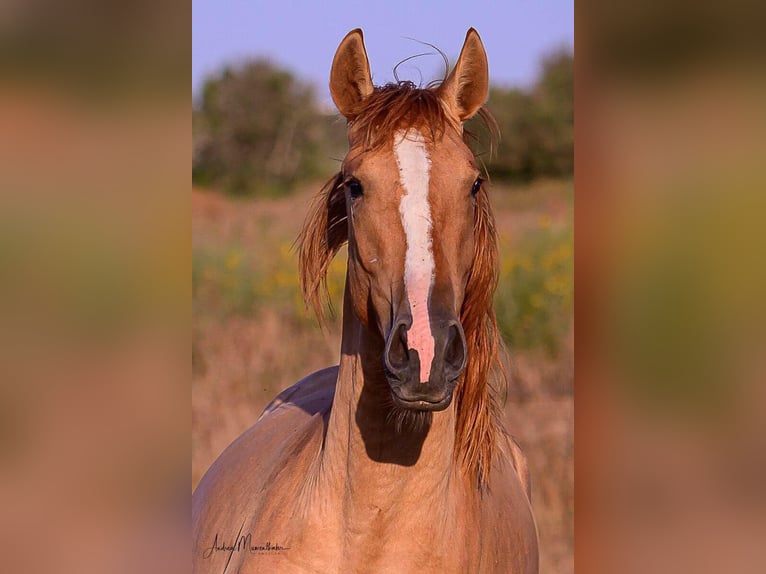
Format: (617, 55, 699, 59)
(342, 128, 481, 410)
(329, 29, 490, 412)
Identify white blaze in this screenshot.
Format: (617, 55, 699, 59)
(393, 129, 435, 383)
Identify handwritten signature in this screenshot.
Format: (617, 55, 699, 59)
(203, 520, 289, 573)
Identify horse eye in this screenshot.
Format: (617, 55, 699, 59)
(471, 177, 484, 197)
(346, 179, 363, 199)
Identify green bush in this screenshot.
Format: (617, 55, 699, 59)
(468, 49, 573, 181)
(192, 60, 346, 196)
(495, 220, 573, 354)
(192, 242, 347, 322)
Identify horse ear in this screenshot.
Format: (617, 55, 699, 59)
(439, 28, 489, 122)
(330, 29, 374, 119)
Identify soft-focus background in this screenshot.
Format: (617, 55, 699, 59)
(0, 1, 188, 573)
(192, 5, 574, 573)
(578, 0, 766, 572)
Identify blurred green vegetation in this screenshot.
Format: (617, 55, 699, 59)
(469, 49, 574, 181)
(192, 60, 347, 196)
(192, 240, 347, 323)
(496, 219, 573, 354)
(607, 179, 766, 421)
(193, 50, 573, 196)
(0, 0, 188, 96)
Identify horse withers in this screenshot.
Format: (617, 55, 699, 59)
(193, 28, 539, 574)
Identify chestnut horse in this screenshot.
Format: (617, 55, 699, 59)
(192, 28, 539, 573)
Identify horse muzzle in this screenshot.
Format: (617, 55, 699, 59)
(383, 315, 467, 411)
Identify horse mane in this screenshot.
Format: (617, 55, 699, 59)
(298, 81, 505, 487)
(456, 183, 506, 487)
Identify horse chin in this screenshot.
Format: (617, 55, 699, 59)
(388, 385, 454, 412)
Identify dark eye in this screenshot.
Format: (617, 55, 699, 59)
(471, 177, 484, 197)
(346, 178, 363, 199)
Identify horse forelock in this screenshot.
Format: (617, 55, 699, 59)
(346, 82, 455, 150)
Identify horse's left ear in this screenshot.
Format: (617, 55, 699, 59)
(439, 28, 489, 122)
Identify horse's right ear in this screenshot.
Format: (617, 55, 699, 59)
(330, 29, 374, 119)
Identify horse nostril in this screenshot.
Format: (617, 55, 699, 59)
(385, 321, 410, 375)
(444, 322, 467, 377)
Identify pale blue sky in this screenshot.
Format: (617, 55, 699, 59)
(193, 0, 573, 107)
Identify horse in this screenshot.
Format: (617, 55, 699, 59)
(192, 28, 539, 573)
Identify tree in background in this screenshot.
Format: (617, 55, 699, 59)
(194, 49, 573, 195)
(193, 59, 345, 196)
(472, 48, 573, 181)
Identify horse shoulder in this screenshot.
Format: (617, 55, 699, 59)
(195, 366, 337, 500)
(192, 367, 337, 570)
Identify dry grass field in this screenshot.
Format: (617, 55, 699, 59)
(192, 179, 573, 573)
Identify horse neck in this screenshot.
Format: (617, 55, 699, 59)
(320, 286, 459, 504)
